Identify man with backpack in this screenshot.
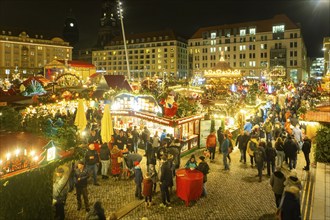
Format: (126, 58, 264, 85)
(254, 141, 266, 182)
(206, 130, 217, 162)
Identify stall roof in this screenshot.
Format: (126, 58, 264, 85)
(103, 75, 132, 91)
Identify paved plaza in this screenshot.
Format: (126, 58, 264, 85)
(65, 146, 308, 220)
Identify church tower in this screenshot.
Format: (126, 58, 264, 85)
(63, 9, 79, 46)
(97, 0, 121, 48)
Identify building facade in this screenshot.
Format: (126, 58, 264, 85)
(92, 30, 188, 79)
(323, 37, 330, 75)
(310, 57, 324, 78)
(0, 31, 72, 78)
(188, 14, 308, 82)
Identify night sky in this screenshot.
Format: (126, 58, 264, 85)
(0, 0, 329, 57)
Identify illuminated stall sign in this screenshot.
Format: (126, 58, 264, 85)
(111, 93, 162, 115)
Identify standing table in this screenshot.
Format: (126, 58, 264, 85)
(176, 168, 203, 206)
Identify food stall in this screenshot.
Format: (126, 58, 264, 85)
(110, 93, 203, 153)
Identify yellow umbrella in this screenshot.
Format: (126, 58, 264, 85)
(101, 104, 114, 143)
(74, 99, 87, 132)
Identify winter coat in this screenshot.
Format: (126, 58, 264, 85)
(221, 138, 230, 154)
(284, 139, 298, 159)
(110, 147, 123, 175)
(74, 168, 89, 188)
(53, 175, 69, 202)
(99, 145, 110, 161)
(270, 171, 286, 195)
(206, 133, 217, 148)
(281, 188, 301, 220)
(265, 146, 277, 162)
(247, 138, 258, 156)
(134, 166, 143, 184)
(124, 153, 143, 169)
(284, 175, 302, 198)
(302, 139, 311, 154)
(197, 161, 210, 183)
(142, 177, 153, 197)
(217, 129, 224, 144)
(160, 161, 173, 186)
(236, 134, 250, 150)
(86, 206, 106, 220)
(85, 149, 99, 165)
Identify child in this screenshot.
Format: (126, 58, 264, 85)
(184, 154, 197, 169)
(143, 172, 153, 207)
(134, 161, 143, 200)
(148, 159, 158, 193)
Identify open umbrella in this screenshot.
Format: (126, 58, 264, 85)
(101, 104, 114, 143)
(74, 99, 87, 132)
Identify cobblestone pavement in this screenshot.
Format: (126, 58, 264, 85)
(65, 146, 307, 220)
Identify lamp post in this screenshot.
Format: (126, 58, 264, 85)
(117, 0, 131, 81)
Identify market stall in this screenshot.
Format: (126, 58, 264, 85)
(110, 93, 203, 153)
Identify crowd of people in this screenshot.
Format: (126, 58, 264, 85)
(52, 123, 197, 219)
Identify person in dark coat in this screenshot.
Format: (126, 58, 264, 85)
(134, 161, 143, 200)
(265, 141, 276, 176)
(196, 156, 210, 197)
(302, 136, 311, 171)
(85, 144, 100, 186)
(99, 143, 111, 179)
(115, 130, 127, 150)
(270, 167, 286, 207)
(280, 185, 301, 220)
(159, 156, 172, 208)
(86, 201, 106, 220)
(283, 135, 298, 170)
(53, 167, 69, 220)
(124, 153, 143, 170)
(235, 130, 250, 163)
(217, 127, 224, 153)
(254, 141, 266, 182)
(74, 161, 90, 212)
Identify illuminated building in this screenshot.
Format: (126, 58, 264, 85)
(188, 14, 308, 82)
(0, 31, 72, 78)
(92, 29, 188, 79)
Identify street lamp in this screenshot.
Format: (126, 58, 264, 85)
(117, 0, 131, 81)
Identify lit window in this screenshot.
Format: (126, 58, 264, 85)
(272, 25, 285, 33)
(239, 45, 246, 51)
(211, 32, 217, 39)
(158, 65, 162, 69)
(249, 28, 256, 35)
(249, 61, 256, 67)
(240, 29, 246, 36)
(158, 48, 162, 53)
(70, 23, 74, 27)
(210, 47, 216, 53)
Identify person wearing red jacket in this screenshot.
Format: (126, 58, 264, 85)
(206, 130, 217, 162)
